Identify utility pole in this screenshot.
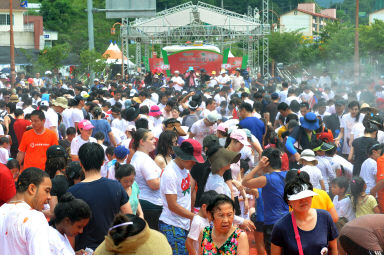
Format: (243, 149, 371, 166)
(87, 0, 95, 85)
(354, 0, 359, 84)
(9, 0, 15, 87)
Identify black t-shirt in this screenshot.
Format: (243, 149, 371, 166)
(190, 161, 232, 208)
(51, 175, 69, 201)
(263, 102, 279, 123)
(68, 177, 129, 250)
(352, 136, 378, 176)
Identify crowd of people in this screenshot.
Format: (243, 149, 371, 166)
(1, 67, 384, 255)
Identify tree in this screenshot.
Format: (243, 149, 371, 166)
(77, 49, 108, 80)
(268, 31, 302, 64)
(360, 20, 384, 58)
(37, 44, 70, 72)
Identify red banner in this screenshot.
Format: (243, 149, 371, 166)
(149, 58, 165, 72)
(167, 50, 223, 74)
(227, 57, 243, 72)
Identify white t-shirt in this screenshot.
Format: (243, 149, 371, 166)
(108, 98, 124, 108)
(217, 75, 231, 85)
(332, 195, 355, 221)
(340, 113, 365, 154)
(316, 156, 336, 193)
(71, 108, 84, 127)
(48, 226, 75, 255)
(111, 127, 127, 146)
(160, 160, 192, 230)
(301, 165, 323, 190)
(62, 108, 73, 129)
(187, 215, 209, 254)
(0, 147, 9, 164)
(0, 202, 51, 255)
(205, 173, 231, 198)
(360, 158, 377, 194)
(70, 135, 97, 156)
(171, 76, 185, 91)
(130, 151, 162, 206)
(111, 118, 129, 133)
(44, 108, 58, 133)
(190, 119, 216, 145)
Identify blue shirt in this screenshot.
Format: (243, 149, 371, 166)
(91, 119, 112, 144)
(272, 209, 338, 255)
(68, 178, 129, 250)
(262, 171, 289, 225)
(256, 188, 264, 222)
(239, 116, 265, 144)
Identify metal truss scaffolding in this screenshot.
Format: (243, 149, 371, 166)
(123, 1, 270, 75)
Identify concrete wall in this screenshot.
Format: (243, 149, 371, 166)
(0, 11, 26, 31)
(370, 10, 384, 25)
(280, 11, 312, 36)
(0, 31, 34, 48)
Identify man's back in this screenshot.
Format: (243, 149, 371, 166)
(68, 177, 128, 250)
(239, 116, 265, 144)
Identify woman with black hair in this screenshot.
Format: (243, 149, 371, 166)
(335, 101, 365, 156)
(154, 130, 178, 169)
(198, 194, 249, 255)
(43, 145, 69, 219)
(242, 148, 289, 254)
(348, 120, 379, 176)
(49, 193, 91, 255)
(94, 214, 171, 255)
(271, 171, 338, 255)
(65, 161, 84, 187)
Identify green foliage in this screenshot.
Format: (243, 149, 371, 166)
(37, 44, 70, 71)
(78, 49, 107, 76)
(268, 31, 302, 64)
(360, 20, 384, 58)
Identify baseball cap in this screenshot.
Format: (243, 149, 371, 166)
(46, 145, 67, 159)
(230, 129, 250, 146)
(203, 135, 220, 148)
(40, 100, 49, 107)
(217, 122, 227, 133)
(287, 183, 319, 201)
(312, 142, 334, 152)
(78, 120, 94, 130)
(206, 112, 218, 123)
(80, 91, 90, 99)
(211, 71, 216, 75)
(114, 146, 129, 159)
(271, 92, 279, 100)
(173, 139, 206, 163)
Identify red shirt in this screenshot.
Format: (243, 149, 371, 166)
(13, 119, 32, 144)
(0, 163, 16, 206)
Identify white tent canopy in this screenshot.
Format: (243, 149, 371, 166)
(102, 43, 135, 67)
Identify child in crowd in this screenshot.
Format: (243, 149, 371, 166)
(115, 164, 144, 218)
(331, 177, 355, 230)
(0, 136, 10, 164)
(102, 145, 129, 180)
(350, 176, 380, 217)
(94, 131, 107, 151)
(299, 149, 326, 190)
(186, 190, 218, 255)
(59, 127, 76, 163)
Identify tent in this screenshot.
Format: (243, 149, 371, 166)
(102, 42, 135, 67)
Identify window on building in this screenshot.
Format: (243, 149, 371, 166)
(0, 14, 14, 25)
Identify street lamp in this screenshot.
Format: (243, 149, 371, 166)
(111, 22, 124, 77)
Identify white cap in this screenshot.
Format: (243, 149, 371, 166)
(287, 184, 319, 201)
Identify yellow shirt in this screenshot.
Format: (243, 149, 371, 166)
(311, 188, 334, 211)
(277, 125, 288, 139)
(351, 195, 378, 218)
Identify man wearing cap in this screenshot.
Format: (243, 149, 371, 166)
(232, 68, 244, 91)
(285, 112, 320, 163)
(159, 139, 205, 254)
(217, 70, 230, 87)
(17, 110, 58, 171)
(189, 112, 218, 145)
(70, 120, 97, 161)
(171, 71, 185, 91)
(208, 71, 218, 88)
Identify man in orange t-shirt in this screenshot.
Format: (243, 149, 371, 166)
(17, 110, 58, 171)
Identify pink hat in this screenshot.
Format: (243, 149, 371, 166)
(149, 105, 162, 117)
(217, 122, 227, 133)
(78, 120, 94, 130)
(230, 129, 250, 146)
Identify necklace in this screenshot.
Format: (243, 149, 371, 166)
(8, 200, 25, 204)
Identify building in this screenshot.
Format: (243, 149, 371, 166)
(280, 3, 336, 37)
(369, 9, 384, 25)
(0, 0, 57, 50)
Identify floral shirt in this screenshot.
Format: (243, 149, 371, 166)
(201, 226, 243, 255)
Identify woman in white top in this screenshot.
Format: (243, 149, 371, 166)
(130, 128, 162, 230)
(335, 101, 365, 156)
(49, 193, 91, 255)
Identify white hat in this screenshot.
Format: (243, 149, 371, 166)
(300, 149, 317, 162)
(40, 100, 49, 107)
(45, 71, 52, 75)
(220, 70, 226, 74)
(287, 184, 319, 201)
(174, 70, 180, 74)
